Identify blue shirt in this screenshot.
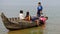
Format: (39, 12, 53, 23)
(37, 5, 43, 12)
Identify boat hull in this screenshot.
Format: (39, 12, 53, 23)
(1, 13, 38, 30)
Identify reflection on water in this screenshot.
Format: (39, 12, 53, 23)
(8, 27, 44, 34)
(0, 17, 9, 34)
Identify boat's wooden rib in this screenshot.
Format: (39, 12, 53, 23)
(1, 13, 38, 30)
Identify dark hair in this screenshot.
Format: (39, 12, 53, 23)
(38, 2, 41, 4)
(26, 12, 29, 17)
(20, 10, 23, 13)
(45, 16, 48, 20)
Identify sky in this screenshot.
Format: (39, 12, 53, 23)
(0, 0, 60, 6)
(0, 0, 60, 17)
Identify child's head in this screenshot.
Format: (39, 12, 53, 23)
(20, 10, 23, 13)
(38, 2, 41, 6)
(27, 12, 29, 15)
(26, 12, 29, 17)
(45, 16, 48, 20)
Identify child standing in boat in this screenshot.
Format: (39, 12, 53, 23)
(37, 2, 43, 17)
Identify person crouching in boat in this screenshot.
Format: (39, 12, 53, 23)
(39, 15, 48, 29)
(39, 14, 48, 26)
(19, 10, 25, 20)
(25, 11, 31, 21)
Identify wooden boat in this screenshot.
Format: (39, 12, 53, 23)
(1, 13, 38, 30)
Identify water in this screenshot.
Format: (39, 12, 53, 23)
(44, 7, 60, 34)
(0, 17, 9, 34)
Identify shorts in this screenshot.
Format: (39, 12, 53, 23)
(37, 12, 41, 17)
(39, 20, 44, 25)
(31, 17, 38, 21)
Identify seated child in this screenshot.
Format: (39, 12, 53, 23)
(19, 10, 25, 20)
(25, 12, 31, 21)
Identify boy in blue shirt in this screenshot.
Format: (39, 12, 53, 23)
(37, 2, 43, 17)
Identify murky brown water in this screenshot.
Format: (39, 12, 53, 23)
(8, 27, 43, 34)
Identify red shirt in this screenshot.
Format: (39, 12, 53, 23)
(39, 17, 46, 23)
